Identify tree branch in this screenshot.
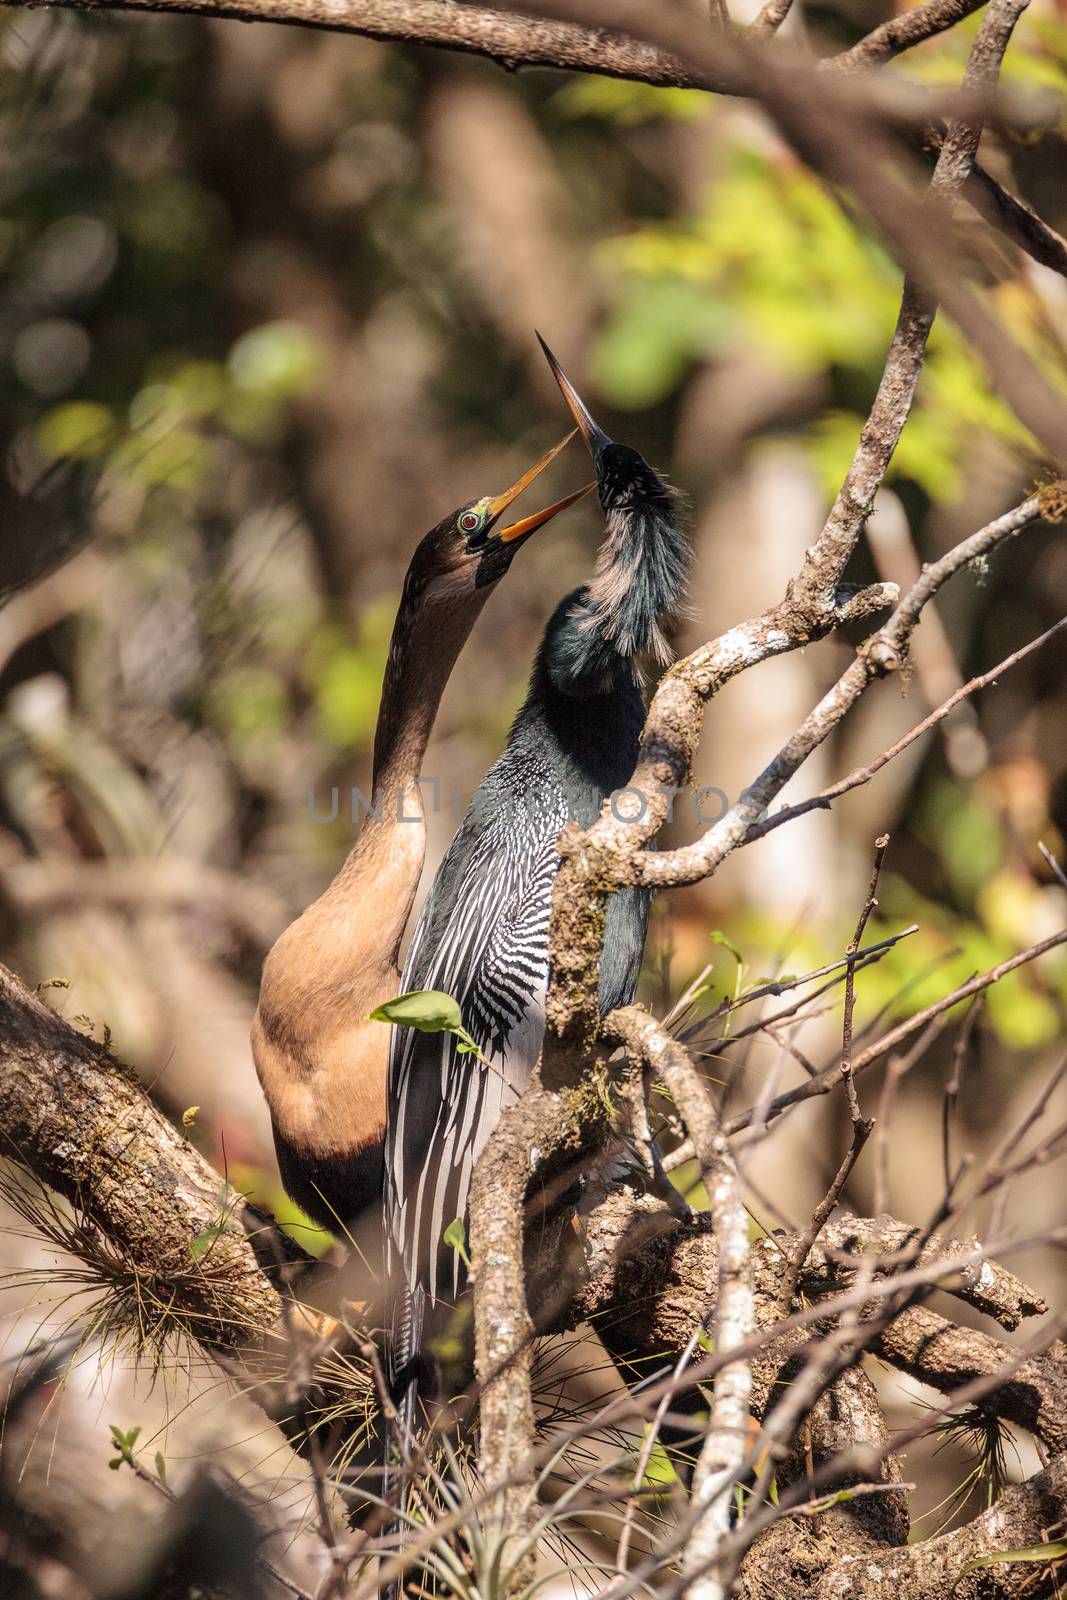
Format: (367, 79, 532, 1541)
(603, 1010, 753, 1600)
(874, 1306, 1067, 1454)
(0, 961, 285, 1351)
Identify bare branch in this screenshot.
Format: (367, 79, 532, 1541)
(747, 0, 793, 40)
(749, 614, 1067, 843)
(637, 495, 1057, 897)
(729, 926, 1067, 1138)
(604, 1010, 753, 1600)
(965, 160, 1067, 279)
(829, 0, 988, 73)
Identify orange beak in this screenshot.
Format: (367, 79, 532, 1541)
(488, 430, 595, 543)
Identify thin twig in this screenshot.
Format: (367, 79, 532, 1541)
(840, 835, 889, 1127)
(942, 994, 983, 1194)
(750, 616, 1067, 843)
(727, 926, 1067, 1136)
(747, 0, 793, 38)
(778, 1123, 874, 1316)
(873, 1018, 945, 1214)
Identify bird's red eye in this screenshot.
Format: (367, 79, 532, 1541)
(460, 511, 480, 533)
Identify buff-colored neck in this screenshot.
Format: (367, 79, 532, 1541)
(252, 580, 490, 1162)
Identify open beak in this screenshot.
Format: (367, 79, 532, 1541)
(536, 333, 612, 459)
(497, 479, 595, 543)
(488, 429, 594, 543)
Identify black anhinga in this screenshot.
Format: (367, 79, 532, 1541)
(251, 434, 590, 1236)
(385, 340, 688, 1444)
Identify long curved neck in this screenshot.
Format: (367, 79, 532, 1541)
(326, 581, 490, 950)
(253, 569, 495, 1173)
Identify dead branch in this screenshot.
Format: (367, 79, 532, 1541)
(748, 614, 1067, 842)
(728, 925, 1067, 1137)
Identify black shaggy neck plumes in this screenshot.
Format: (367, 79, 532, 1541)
(546, 441, 688, 697)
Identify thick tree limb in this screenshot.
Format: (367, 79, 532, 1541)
(874, 1306, 1067, 1454)
(467, 1073, 609, 1587)
(809, 1451, 1067, 1599)
(560, 1190, 1047, 1370)
(8, 0, 725, 91)
(0, 961, 284, 1350)
(0, 0, 1011, 99)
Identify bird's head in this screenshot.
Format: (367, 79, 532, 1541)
(408, 432, 593, 603)
(536, 335, 689, 678)
(536, 334, 674, 516)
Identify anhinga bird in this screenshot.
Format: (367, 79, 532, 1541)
(252, 435, 590, 1234)
(385, 338, 689, 1440)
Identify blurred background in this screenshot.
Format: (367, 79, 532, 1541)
(1, 0, 1066, 1584)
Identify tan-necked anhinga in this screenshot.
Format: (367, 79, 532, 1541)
(385, 339, 689, 1446)
(252, 435, 591, 1235)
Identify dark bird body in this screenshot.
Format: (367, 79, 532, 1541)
(385, 343, 688, 1447)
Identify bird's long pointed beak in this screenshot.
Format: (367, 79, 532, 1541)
(497, 478, 595, 543)
(536, 333, 612, 459)
(486, 430, 576, 525)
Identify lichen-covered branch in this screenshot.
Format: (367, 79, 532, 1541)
(806, 1452, 1067, 1599)
(604, 1010, 753, 1600)
(0, 960, 284, 1349)
(467, 1072, 608, 1590)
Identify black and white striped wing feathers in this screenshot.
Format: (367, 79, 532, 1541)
(386, 767, 567, 1309)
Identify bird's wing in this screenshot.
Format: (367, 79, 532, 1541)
(386, 771, 567, 1307)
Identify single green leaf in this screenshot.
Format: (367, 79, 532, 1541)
(154, 1451, 167, 1484)
(368, 990, 465, 1034)
(965, 1541, 1067, 1571)
(639, 1431, 678, 1491)
(709, 930, 744, 966)
(443, 1217, 470, 1268)
(188, 1223, 223, 1262)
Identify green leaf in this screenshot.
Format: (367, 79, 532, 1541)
(709, 930, 744, 967)
(443, 1217, 470, 1268)
(188, 1222, 224, 1262)
(964, 1542, 1067, 1572)
(368, 989, 465, 1033)
(639, 1431, 678, 1491)
(154, 1451, 167, 1484)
